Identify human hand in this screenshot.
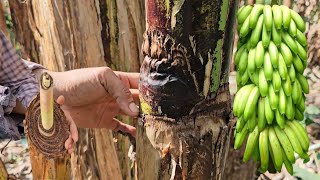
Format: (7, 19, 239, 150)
(48, 67, 139, 138)
(56, 95, 78, 154)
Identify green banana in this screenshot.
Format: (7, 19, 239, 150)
(268, 127, 283, 171)
(292, 80, 302, 104)
(233, 84, 253, 116)
(282, 147, 294, 175)
(282, 31, 298, 53)
(282, 76, 292, 96)
(265, 96, 274, 124)
(297, 95, 306, 112)
(243, 126, 259, 162)
(293, 55, 304, 74)
(249, 4, 264, 29)
(289, 121, 310, 151)
(274, 125, 295, 163)
(291, 9, 306, 32)
(296, 40, 308, 62)
(244, 86, 260, 120)
(268, 143, 279, 173)
(236, 72, 242, 89)
(272, 22, 282, 46)
(240, 17, 251, 38)
(252, 70, 260, 86)
(241, 69, 250, 85)
(268, 84, 279, 110)
(255, 41, 265, 68)
(283, 124, 304, 156)
(278, 54, 288, 80)
(279, 88, 286, 114)
(234, 44, 246, 66)
(248, 48, 256, 74)
(236, 116, 245, 132)
(237, 85, 255, 117)
(264, 52, 273, 81)
(295, 108, 304, 121)
(258, 97, 266, 130)
(289, 64, 296, 82)
(275, 109, 285, 129)
(280, 43, 293, 67)
(250, 14, 264, 48)
(259, 68, 269, 96)
(286, 96, 295, 120)
(297, 74, 309, 94)
(296, 29, 307, 47)
(238, 5, 253, 24)
(262, 24, 271, 48)
(252, 141, 260, 162)
(238, 49, 248, 74)
(289, 19, 297, 37)
(237, 6, 245, 18)
(272, 5, 282, 30)
(281, 5, 291, 29)
(248, 111, 257, 132)
(234, 123, 249, 149)
(272, 70, 281, 92)
(259, 128, 269, 172)
(268, 41, 279, 68)
(263, 5, 273, 32)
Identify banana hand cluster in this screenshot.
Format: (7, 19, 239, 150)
(234, 4, 310, 175)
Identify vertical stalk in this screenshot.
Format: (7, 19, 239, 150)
(40, 72, 53, 130)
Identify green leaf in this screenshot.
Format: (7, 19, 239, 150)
(305, 105, 320, 115)
(317, 153, 320, 160)
(293, 165, 320, 179)
(305, 117, 315, 126)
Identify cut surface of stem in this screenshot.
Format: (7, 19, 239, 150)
(40, 72, 54, 130)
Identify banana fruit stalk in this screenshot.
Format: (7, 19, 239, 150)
(234, 3, 310, 175)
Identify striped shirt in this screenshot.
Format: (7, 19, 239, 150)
(0, 31, 39, 108)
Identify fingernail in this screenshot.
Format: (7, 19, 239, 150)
(129, 103, 139, 113)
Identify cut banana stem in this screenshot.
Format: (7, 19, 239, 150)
(40, 72, 54, 130)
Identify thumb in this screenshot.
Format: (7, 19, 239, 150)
(56, 95, 65, 105)
(102, 68, 139, 116)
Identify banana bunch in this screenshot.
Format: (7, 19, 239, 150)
(233, 4, 310, 174)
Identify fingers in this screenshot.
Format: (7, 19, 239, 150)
(114, 71, 139, 89)
(56, 95, 65, 105)
(111, 118, 136, 137)
(65, 134, 74, 154)
(130, 89, 139, 104)
(103, 70, 139, 117)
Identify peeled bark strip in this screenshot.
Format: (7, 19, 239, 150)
(137, 0, 238, 179)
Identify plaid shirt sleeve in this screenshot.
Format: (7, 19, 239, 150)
(0, 31, 39, 108)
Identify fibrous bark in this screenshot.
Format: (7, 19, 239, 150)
(25, 93, 70, 179)
(137, 0, 238, 179)
(0, 158, 8, 180)
(9, 0, 145, 179)
(9, 0, 121, 179)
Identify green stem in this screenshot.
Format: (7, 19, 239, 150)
(264, 0, 272, 5)
(256, 0, 265, 4)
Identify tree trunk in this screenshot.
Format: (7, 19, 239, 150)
(8, 0, 138, 179)
(137, 0, 238, 179)
(294, 0, 320, 67)
(0, 0, 8, 37)
(9, 0, 145, 179)
(0, 158, 8, 180)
